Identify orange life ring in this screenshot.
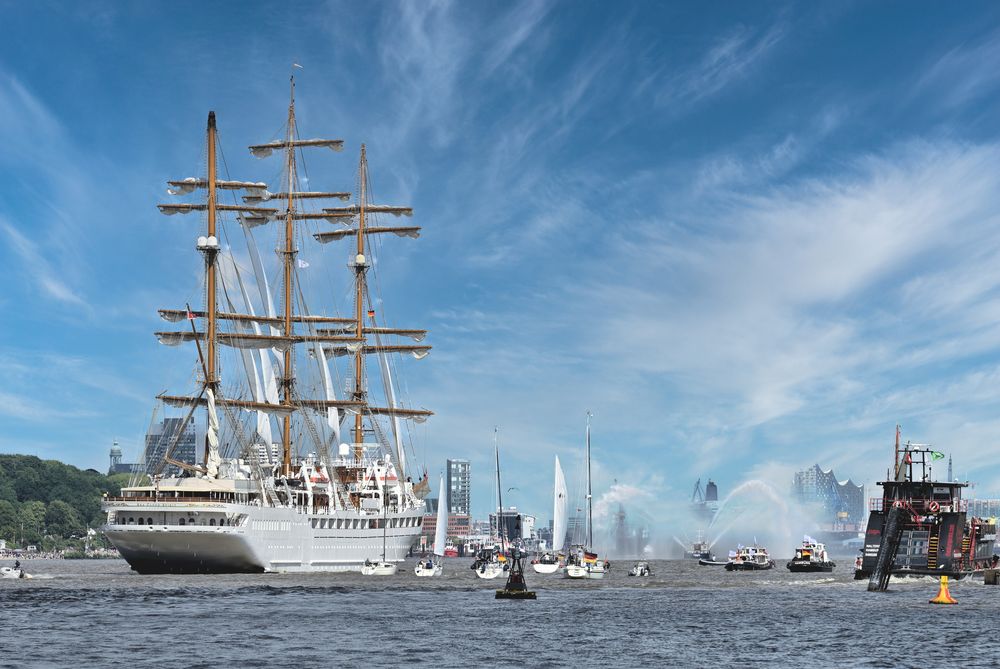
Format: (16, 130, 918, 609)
(928, 501, 940, 512)
(892, 500, 903, 509)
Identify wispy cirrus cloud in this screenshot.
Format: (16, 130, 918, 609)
(375, 1, 472, 150)
(480, 0, 554, 77)
(0, 217, 88, 309)
(654, 22, 786, 110)
(914, 27, 1000, 110)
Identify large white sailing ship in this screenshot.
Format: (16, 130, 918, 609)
(101, 79, 433, 573)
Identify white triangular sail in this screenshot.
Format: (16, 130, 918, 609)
(433, 473, 448, 557)
(553, 455, 568, 552)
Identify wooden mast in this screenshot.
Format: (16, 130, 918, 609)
(205, 111, 219, 467)
(352, 145, 368, 460)
(281, 78, 297, 476)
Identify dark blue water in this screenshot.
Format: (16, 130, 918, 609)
(1, 558, 997, 668)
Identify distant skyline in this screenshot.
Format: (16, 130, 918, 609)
(4, 2, 1000, 525)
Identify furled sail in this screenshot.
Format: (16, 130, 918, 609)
(434, 473, 448, 557)
(156, 331, 295, 351)
(205, 387, 222, 478)
(322, 344, 430, 359)
(322, 204, 413, 217)
(364, 406, 433, 422)
(242, 190, 351, 204)
(156, 331, 359, 350)
(249, 139, 344, 158)
(157, 203, 278, 216)
(314, 227, 421, 243)
(316, 326, 427, 342)
(157, 309, 354, 326)
(553, 455, 568, 552)
(238, 211, 361, 226)
(158, 394, 362, 416)
(167, 177, 267, 195)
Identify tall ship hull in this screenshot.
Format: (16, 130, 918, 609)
(102, 81, 434, 574)
(856, 429, 997, 588)
(104, 477, 424, 574)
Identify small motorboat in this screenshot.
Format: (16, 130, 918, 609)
(724, 544, 775, 571)
(361, 559, 398, 576)
(1, 566, 31, 579)
(628, 561, 652, 577)
(786, 536, 836, 573)
(698, 557, 728, 566)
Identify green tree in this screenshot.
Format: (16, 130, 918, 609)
(45, 500, 82, 538)
(18, 500, 47, 545)
(0, 500, 17, 543)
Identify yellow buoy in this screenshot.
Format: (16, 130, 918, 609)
(929, 575, 957, 605)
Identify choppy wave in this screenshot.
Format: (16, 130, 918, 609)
(1, 558, 997, 668)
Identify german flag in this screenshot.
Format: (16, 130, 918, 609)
(583, 551, 598, 564)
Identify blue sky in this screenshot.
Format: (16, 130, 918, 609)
(4, 2, 1000, 531)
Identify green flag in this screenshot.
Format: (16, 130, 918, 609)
(931, 451, 945, 461)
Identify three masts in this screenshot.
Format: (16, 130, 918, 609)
(102, 80, 434, 573)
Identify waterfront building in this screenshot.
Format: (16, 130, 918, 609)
(969, 498, 1000, 518)
(792, 464, 865, 523)
(446, 459, 471, 515)
(566, 515, 586, 545)
(143, 417, 198, 476)
(420, 512, 471, 543)
(489, 507, 535, 542)
(255, 443, 280, 466)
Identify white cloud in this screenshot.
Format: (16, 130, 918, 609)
(915, 28, 1000, 110)
(654, 22, 786, 110)
(0, 218, 88, 308)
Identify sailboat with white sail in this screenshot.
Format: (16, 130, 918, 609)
(533, 456, 567, 574)
(414, 473, 447, 577)
(565, 412, 605, 580)
(473, 428, 507, 579)
(100, 79, 433, 574)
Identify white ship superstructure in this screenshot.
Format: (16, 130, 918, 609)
(102, 79, 432, 573)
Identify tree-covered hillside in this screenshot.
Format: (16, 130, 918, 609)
(0, 454, 132, 547)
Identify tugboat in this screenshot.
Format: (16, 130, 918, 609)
(685, 530, 716, 561)
(857, 427, 998, 591)
(724, 544, 775, 571)
(786, 536, 836, 572)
